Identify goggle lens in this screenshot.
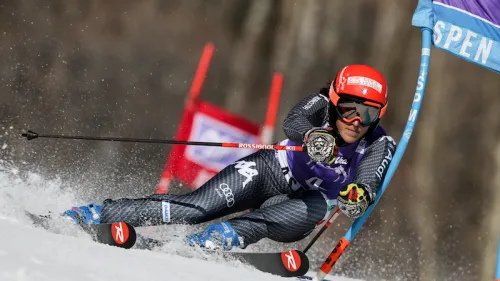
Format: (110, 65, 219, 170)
(335, 100, 380, 126)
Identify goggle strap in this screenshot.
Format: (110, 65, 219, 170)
(379, 102, 387, 118)
(363, 101, 381, 108)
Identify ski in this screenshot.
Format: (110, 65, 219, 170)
(24, 210, 137, 249)
(222, 249, 310, 277)
(134, 235, 309, 277)
(25, 211, 308, 276)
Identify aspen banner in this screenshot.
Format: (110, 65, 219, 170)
(412, 0, 500, 73)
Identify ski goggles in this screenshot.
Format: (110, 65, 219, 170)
(333, 98, 381, 126)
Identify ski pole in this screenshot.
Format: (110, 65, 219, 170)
(303, 208, 341, 254)
(21, 130, 303, 151)
(313, 235, 350, 281)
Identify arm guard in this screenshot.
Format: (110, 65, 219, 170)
(354, 135, 397, 194)
(282, 93, 330, 143)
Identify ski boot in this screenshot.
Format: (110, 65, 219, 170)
(63, 202, 102, 225)
(186, 221, 244, 251)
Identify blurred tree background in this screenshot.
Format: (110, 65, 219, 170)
(0, 0, 499, 280)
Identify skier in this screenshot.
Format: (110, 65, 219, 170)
(63, 64, 396, 251)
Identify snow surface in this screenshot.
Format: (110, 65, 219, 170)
(0, 162, 361, 281)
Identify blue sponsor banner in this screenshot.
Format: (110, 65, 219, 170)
(412, 0, 500, 73)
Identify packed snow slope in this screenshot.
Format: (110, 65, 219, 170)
(0, 163, 363, 281)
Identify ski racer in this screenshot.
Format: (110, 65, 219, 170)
(63, 64, 396, 251)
